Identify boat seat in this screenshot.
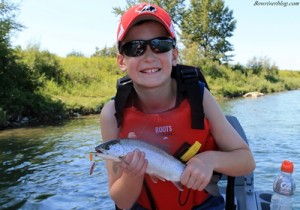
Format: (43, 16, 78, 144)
(220, 115, 257, 210)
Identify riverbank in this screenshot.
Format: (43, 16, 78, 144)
(1, 88, 298, 131)
(0, 108, 100, 130)
(1, 53, 300, 130)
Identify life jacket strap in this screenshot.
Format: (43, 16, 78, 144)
(226, 176, 236, 210)
(143, 179, 156, 210)
(114, 75, 133, 127)
(178, 65, 206, 129)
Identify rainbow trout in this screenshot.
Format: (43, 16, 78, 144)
(95, 138, 220, 196)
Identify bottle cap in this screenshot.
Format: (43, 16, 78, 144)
(281, 160, 294, 173)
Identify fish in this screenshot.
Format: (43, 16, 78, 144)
(95, 138, 220, 196)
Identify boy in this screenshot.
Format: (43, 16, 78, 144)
(100, 3, 255, 209)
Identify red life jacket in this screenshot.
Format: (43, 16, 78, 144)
(119, 99, 218, 209)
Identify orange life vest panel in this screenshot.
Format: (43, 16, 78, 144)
(119, 99, 217, 210)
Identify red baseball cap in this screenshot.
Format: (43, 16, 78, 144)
(117, 3, 176, 43)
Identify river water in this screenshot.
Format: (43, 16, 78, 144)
(0, 90, 299, 210)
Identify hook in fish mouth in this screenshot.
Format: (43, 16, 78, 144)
(90, 152, 104, 161)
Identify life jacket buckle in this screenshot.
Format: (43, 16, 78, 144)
(180, 68, 199, 80)
(117, 75, 132, 88)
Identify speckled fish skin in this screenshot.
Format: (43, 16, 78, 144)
(95, 139, 185, 182)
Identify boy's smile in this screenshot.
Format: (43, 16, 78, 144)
(140, 68, 160, 74)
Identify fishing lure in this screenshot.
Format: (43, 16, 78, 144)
(90, 161, 96, 175)
(89, 152, 93, 161)
(89, 152, 97, 175)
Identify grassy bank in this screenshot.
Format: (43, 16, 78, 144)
(42, 56, 124, 112)
(51, 56, 300, 109)
(1, 50, 300, 129)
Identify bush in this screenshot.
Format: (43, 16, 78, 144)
(0, 107, 6, 124)
(48, 56, 124, 111)
(15, 45, 64, 83)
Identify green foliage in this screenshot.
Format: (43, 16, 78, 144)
(180, 42, 206, 66)
(0, 1, 65, 125)
(1, 43, 300, 126)
(16, 44, 64, 83)
(246, 56, 280, 83)
(0, 107, 6, 123)
(92, 45, 118, 57)
(184, 56, 300, 99)
(66, 50, 85, 57)
(181, 0, 236, 63)
(44, 56, 124, 111)
(0, 0, 23, 46)
(0, 4, 45, 120)
(0, 45, 65, 123)
(278, 70, 300, 90)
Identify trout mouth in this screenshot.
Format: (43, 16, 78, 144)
(92, 145, 104, 158)
(95, 145, 104, 154)
(94, 150, 105, 157)
(95, 148, 102, 153)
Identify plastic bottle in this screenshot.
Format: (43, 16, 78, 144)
(270, 160, 296, 210)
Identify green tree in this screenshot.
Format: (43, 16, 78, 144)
(0, 1, 64, 125)
(66, 50, 85, 57)
(0, 0, 22, 70)
(180, 41, 206, 67)
(181, 0, 236, 63)
(0, 0, 37, 114)
(92, 45, 118, 57)
(246, 56, 279, 82)
(0, 0, 22, 45)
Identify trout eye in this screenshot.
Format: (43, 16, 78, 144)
(104, 145, 110, 150)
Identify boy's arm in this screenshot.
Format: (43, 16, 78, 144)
(181, 89, 255, 191)
(203, 88, 256, 176)
(100, 100, 146, 209)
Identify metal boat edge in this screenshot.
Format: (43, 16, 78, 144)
(223, 115, 272, 210)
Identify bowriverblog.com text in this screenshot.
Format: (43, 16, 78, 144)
(254, 0, 300, 6)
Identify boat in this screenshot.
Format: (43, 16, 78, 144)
(222, 115, 272, 210)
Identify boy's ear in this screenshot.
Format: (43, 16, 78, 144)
(172, 48, 178, 66)
(117, 54, 127, 71)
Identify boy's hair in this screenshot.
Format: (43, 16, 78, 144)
(117, 3, 176, 47)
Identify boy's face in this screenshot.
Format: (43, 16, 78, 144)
(117, 21, 178, 89)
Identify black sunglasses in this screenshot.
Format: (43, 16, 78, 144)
(119, 37, 176, 57)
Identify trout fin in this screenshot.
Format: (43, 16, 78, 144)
(156, 175, 166, 182)
(204, 174, 221, 196)
(150, 174, 166, 182)
(204, 183, 220, 196)
(172, 182, 184, 191)
(119, 156, 129, 165)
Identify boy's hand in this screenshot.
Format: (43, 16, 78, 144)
(180, 153, 214, 191)
(121, 131, 157, 183)
(120, 149, 148, 177)
(119, 132, 148, 177)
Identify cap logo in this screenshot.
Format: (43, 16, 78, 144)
(136, 4, 157, 13)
